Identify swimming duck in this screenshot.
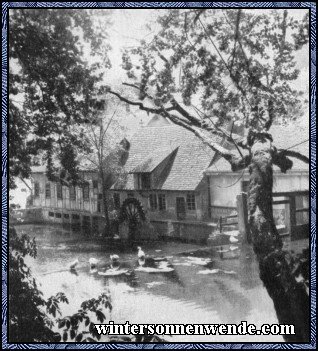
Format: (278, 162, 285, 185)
(69, 258, 79, 270)
(89, 257, 98, 269)
(110, 254, 120, 269)
(229, 235, 239, 243)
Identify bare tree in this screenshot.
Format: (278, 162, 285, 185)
(80, 99, 129, 236)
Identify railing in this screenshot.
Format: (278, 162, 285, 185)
(216, 213, 239, 233)
(273, 190, 309, 240)
(216, 190, 309, 241)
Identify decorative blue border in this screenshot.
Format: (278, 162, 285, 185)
(2, 2, 316, 349)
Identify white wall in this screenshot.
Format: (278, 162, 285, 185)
(208, 172, 309, 208)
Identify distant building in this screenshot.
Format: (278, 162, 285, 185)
(30, 168, 106, 230)
(28, 116, 309, 241)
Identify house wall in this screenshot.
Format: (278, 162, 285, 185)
(30, 172, 105, 231)
(113, 186, 209, 223)
(208, 171, 309, 217)
(111, 184, 214, 243)
(273, 172, 309, 193)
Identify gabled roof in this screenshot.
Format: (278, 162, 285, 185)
(112, 119, 219, 191)
(131, 147, 178, 173)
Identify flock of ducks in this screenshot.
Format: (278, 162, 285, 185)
(69, 240, 240, 275)
(69, 246, 169, 273)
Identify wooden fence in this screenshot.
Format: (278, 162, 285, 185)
(220, 191, 309, 243)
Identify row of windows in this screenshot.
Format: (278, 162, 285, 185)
(35, 182, 93, 201)
(48, 212, 79, 220)
(148, 193, 196, 211)
(35, 182, 196, 213)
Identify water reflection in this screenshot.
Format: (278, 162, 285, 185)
(17, 224, 285, 342)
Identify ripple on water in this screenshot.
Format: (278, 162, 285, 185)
(17, 224, 285, 342)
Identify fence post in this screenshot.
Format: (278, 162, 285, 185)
(289, 195, 297, 238)
(237, 193, 250, 243)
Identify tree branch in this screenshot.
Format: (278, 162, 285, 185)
(276, 149, 309, 165)
(108, 89, 251, 171)
(107, 88, 175, 115)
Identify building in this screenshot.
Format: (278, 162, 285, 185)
(30, 167, 106, 230)
(205, 121, 309, 231)
(28, 116, 309, 241)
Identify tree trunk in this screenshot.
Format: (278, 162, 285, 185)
(248, 138, 309, 342)
(100, 170, 111, 237)
(102, 186, 111, 237)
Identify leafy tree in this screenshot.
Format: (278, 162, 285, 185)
(8, 226, 112, 342)
(9, 9, 111, 189)
(9, 227, 166, 342)
(108, 9, 310, 341)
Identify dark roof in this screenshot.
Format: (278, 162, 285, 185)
(112, 123, 218, 191)
(206, 122, 309, 173)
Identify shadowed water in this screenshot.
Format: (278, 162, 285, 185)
(16, 224, 288, 342)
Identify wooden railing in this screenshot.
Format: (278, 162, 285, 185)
(216, 214, 239, 233)
(215, 191, 309, 242)
(273, 190, 309, 240)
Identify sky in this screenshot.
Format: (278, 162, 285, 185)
(106, 9, 309, 94)
(9, 8, 310, 208)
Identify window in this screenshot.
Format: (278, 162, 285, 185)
(64, 214, 70, 219)
(158, 194, 166, 211)
(55, 212, 62, 218)
(34, 182, 40, 198)
(113, 193, 121, 209)
(139, 173, 151, 189)
(83, 184, 90, 201)
(48, 212, 54, 217)
(56, 183, 63, 200)
(186, 193, 196, 210)
(45, 183, 51, 199)
(149, 194, 157, 211)
(69, 186, 76, 201)
(92, 180, 99, 194)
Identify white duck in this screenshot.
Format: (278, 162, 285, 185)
(137, 246, 146, 267)
(229, 235, 239, 243)
(110, 254, 120, 269)
(69, 259, 79, 270)
(89, 257, 98, 269)
(137, 246, 145, 260)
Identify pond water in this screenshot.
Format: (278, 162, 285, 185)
(17, 224, 287, 342)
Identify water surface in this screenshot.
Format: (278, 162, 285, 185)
(17, 224, 286, 342)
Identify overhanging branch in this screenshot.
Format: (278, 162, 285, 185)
(108, 88, 251, 171)
(276, 149, 309, 165)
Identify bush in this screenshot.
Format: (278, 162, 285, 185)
(8, 226, 111, 342)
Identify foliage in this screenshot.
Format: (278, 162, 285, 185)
(8, 226, 166, 342)
(119, 9, 308, 131)
(8, 226, 112, 342)
(9, 9, 111, 188)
